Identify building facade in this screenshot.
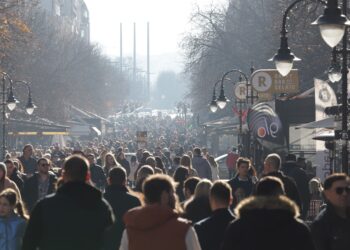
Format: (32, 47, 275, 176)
(39, 0, 90, 43)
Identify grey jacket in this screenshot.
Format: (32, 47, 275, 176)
(192, 156, 212, 180)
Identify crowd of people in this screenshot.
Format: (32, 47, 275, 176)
(0, 140, 348, 250)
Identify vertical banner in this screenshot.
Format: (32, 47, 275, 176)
(314, 79, 337, 180)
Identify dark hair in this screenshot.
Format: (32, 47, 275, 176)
(63, 155, 89, 182)
(4, 159, 13, 165)
(210, 181, 232, 205)
(184, 177, 200, 195)
(324, 173, 349, 190)
(108, 167, 126, 185)
(0, 189, 28, 220)
(130, 155, 137, 162)
(155, 156, 165, 172)
(143, 174, 175, 204)
(256, 176, 285, 196)
(173, 166, 189, 185)
(236, 157, 251, 168)
(193, 147, 201, 156)
(173, 156, 181, 165)
(145, 156, 156, 168)
(37, 157, 49, 166)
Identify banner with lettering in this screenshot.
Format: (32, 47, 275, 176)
(247, 102, 286, 150)
(314, 78, 337, 180)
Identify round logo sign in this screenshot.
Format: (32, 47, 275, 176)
(234, 83, 247, 100)
(252, 71, 272, 92)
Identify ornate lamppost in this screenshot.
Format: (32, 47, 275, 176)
(1, 72, 36, 159)
(270, 0, 350, 174)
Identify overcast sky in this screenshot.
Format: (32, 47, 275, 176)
(84, 0, 226, 58)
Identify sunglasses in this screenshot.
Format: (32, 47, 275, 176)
(335, 186, 350, 195)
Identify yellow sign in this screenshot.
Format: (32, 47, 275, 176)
(251, 69, 299, 95)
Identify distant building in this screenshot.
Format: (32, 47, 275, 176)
(38, 0, 90, 43)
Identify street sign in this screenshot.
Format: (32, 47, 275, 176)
(251, 69, 299, 94)
(234, 82, 247, 100)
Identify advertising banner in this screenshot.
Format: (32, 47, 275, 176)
(247, 102, 286, 151)
(314, 79, 337, 180)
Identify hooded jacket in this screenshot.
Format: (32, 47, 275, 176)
(22, 181, 114, 250)
(222, 195, 315, 250)
(123, 204, 191, 250)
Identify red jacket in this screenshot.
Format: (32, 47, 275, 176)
(124, 204, 190, 250)
(226, 152, 239, 170)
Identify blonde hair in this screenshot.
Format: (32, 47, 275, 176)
(194, 179, 212, 198)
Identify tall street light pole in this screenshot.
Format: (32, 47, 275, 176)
(209, 69, 250, 156)
(1, 73, 36, 159)
(270, 0, 350, 174)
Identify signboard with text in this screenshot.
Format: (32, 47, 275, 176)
(251, 69, 299, 100)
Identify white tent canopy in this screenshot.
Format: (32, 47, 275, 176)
(295, 117, 337, 129)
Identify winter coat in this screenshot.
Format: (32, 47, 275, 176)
(192, 155, 212, 180)
(222, 195, 315, 250)
(0, 214, 26, 250)
(103, 185, 141, 250)
(123, 204, 191, 250)
(311, 204, 350, 250)
(90, 163, 107, 190)
(194, 208, 235, 250)
(282, 162, 311, 218)
(9, 169, 24, 195)
(22, 172, 57, 212)
(184, 195, 212, 223)
(22, 181, 114, 250)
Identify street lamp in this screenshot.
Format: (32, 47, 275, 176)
(271, 0, 350, 174)
(1, 73, 36, 159)
(209, 69, 250, 155)
(208, 80, 221, 113)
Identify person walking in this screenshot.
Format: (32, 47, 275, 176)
(226, 147, 239, 179)
(194, 181, 235, 250)
(0, 189, 28, 250)
(222, 176, 315, 250)
(311, 173, 350, 250)
(22, 158, 57, 212)
(120, 174, 201, 250)
(18, 144, 37, 177)
(104, 167, 141, 250)
(263, 153, 302, 210)
(228, 157, 256, 207)
(87, 153, 106, 191)
(192, 148, 212, 180)
(22, 155, 114, 250)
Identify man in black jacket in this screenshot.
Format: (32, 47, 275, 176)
(263, 153, 302, 210)
(103, 166, 141, 250)
(23, 158, 57, 212)
(311, 173, 350, 250)
(22, 155, 114, 250)
(222, 176, 315, 250)
(194, 180, 235, 250)
(282, 154, 310, 218)
(87, 153, 106, 191)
